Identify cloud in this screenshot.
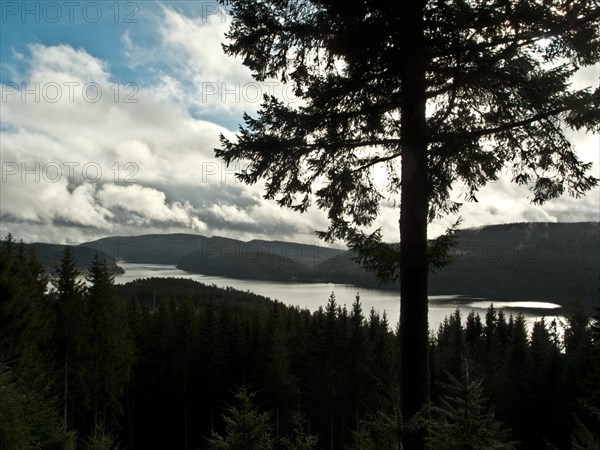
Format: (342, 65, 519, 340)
(121, 5, 298, 123)
(0, 177, 113, 229)
(97, 184, 207, 230)
(27, 43, 109, 84)
(0, 40, 327, 245)
(1, 7, 597, 248)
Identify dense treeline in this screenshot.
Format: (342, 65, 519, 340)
(1, 234, 599, 449)
(1, 235, 133, 449)
(124, 284, 395, 450)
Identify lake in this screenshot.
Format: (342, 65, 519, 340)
(114, 262, 565, 331)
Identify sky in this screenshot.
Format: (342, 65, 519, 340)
(1, 1, 599, 246)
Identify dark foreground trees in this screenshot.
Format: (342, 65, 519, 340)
(2, 236, 600, 448)
(1, 241, 133, 448)
(215, 2, 599, 447)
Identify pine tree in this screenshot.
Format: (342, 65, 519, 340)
(86, 256, 133, 432)
(434, 309, 465, 387)
(347, 295, 373, 431)
(569, 305, 600, 449)
(82, 422, 122, 450)
(207, 385, 275, 450)
(572, 400, 600, 450)
(349, 382, 421, 450)
(146, 297, 177, 448)
(564, 304, 592, 398)
(51, 247, 90, 430)
(528, 318, 564, 445)
(174, 298, 198, 450)
(279, 411, 319, 450)
(317, 293, 344, 450)
(0, 236, 49, 374)
(583, 306, 600, 415)
(0, 363, 76, 450)
(498, 314, 531, 443)
(216, 4, 599, 448)
(428, 361, 516, 450)
(464, 311, 483, 361)
(481, 305, 503, 399)
(267, 308, 295, 441)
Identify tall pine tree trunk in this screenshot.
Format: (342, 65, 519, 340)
(329, 406, 334, 450)
(399, 1, 429, 449)
(128, 377, 135, 450)
(64, 354, 68, 430)
(184, 378, 189, 450)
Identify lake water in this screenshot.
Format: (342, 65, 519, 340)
(115, 262, 564, 331)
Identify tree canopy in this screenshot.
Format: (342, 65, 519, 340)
(217, 0, 599, 242)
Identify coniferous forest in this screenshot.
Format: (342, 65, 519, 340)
(1, 234, 599, 449)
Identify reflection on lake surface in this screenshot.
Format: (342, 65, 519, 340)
(467, 300, 561, 310)
(115, 263, 565, 330)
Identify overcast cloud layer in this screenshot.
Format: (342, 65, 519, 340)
(1, 2, 598, 246)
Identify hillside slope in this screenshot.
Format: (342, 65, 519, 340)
(83, 222, 599, 307)
(429, 222, 599, 306)
(27, 243, 123, 275)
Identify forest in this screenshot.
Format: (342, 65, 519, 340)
(1, 234, 599, 449)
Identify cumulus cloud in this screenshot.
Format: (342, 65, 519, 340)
(0, 6, 597, 247)
(0, 176, 113, 229)
(97, 184, 207, 230)
(27, 43, 109, 84)
(0, 38, 328, 244)
(121, 5, 299, 121)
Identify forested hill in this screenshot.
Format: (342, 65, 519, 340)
(300, 222, 600, 307)
(25, 243, 123, 275)
(429, 222, 599, 307)
(82, 222, 599, 307)
(115, 277, 276, 308)
(83, 233, 343, 266)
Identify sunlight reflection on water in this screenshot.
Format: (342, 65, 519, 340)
(115, 263, 566, 331)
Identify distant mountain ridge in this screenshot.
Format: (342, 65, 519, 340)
(81, 222, 599, 307)
(25, 243, 123, 275)
(83, 233, 343, 267)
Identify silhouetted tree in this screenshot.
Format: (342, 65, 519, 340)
(428, 360, 515, 449)
(215, 4, 599, 447)
(86, 256, 133, 433)
(52, 247, 90, 430)
(207, 386, 275, 450)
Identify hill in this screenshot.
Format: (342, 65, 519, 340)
(115, 277, 277, 308)
(428, 222, 599, 306)
(83, 233, 343, 266)
(81, 233, 210, 264)
(83, 222, 599, 307)
(27, 243, 123, 275)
